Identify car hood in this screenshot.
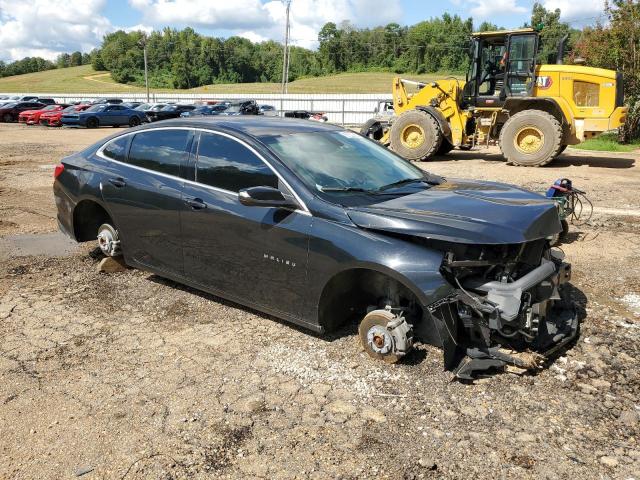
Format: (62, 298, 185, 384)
(20, 110, 38, 115)
(346, 179, 561, 245)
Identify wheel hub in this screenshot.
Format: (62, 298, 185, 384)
(401, 124, 425, 149)
(514, 126, 544, 154)
(97, 224, 120, 257)
(366, 325, 393, 355)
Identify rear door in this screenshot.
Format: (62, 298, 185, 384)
(99, 128, 194, 275)
(180, 130, 312, 315)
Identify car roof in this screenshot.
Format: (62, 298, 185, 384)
(145, 116, 341, 139)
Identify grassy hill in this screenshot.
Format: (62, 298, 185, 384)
(0, 65, 457, 95)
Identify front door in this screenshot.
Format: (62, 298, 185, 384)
(476, 38, 508, 107)
(505, 34, 538, 97)
(180, 131, 311, 317)
(99, 128, 193, 275)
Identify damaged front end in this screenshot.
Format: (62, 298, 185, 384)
(427, 239, 577, 379)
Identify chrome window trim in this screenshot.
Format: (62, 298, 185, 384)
(95, 126, 311, 216)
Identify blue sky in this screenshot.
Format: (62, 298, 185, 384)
(0, 0, 607, 62)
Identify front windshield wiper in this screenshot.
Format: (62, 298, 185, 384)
(319, 186, 375, 193)
(377, 177, 427, 191)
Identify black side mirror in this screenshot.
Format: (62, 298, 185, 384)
(238, 186, 299, 210)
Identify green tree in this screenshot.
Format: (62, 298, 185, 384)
(69, 51, 83, 67)
(529, 2, 572, 64)
(575, 0, 640, 140)
(56, 53, 70, 68)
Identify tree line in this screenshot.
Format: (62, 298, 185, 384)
(0, 50, 93, 78)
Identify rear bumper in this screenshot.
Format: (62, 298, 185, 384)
(53, 181, 76, 240)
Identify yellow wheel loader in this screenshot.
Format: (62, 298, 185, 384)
(362, 28, 628, 166)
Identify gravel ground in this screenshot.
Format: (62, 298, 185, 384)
(0, 123, 639, 480)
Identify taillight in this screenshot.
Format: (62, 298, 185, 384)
(53, 164, 64, 179)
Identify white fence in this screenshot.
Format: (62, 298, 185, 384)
(2, 92, 393, 126)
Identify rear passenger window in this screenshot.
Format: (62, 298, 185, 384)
(196, 133, 278, 192)
(128, 129, 191, 177)
(102, 136, 129, 162)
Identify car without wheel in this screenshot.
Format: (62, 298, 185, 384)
(61, 104, 146, 128)
(53, 117, 577, 379)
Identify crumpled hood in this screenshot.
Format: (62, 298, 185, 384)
(346, 179, 561, 244)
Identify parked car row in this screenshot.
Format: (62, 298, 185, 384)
(1, 95, 327, 127)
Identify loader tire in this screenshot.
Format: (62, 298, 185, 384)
(390, 110, 442, 161)
(437, 139, 454, 155)
(499, 110, 563, 167)
(360, 118, 385, 141)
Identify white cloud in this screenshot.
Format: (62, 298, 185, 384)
(123, 24, 155, 35)
(129, 0, 403, 49)
(468, 0, 527, 19)
(542, 0, 606, 25)
(0, 0, 404, 62)
(0, 0, 112, 61)
(238, 30, 269, 43)
(130, 0, 276, 30)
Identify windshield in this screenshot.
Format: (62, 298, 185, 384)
(134, 103, 150, 111)
(161, 105, 177, 111)
(62, 106, 76, 112)
(2, 102, 17, 108)
(263, 130, 435, 202)
(43, 105, 58, 111)
(86, 104, 107, 112)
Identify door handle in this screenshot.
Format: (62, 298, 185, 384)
(185, 198, 207, 210)
(108, 177, 126, 188)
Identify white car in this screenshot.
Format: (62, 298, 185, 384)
(259, 104, 278, 117)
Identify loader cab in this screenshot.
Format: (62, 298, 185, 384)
(463, 29, 539, 108)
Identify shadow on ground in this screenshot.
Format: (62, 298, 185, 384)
(429, 150, 636, 169)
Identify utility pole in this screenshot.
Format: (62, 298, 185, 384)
(281, 0, 291, 94)
(139, 34, 150, 103)
(143, 44, 149, 102)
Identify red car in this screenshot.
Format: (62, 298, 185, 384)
(18, 104, 69, 125)
(39, 104, 89, 127)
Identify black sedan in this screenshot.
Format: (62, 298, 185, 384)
(52, 117, 576, 378)
(146, 104, 196, 122)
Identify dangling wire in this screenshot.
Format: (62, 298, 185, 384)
(564, 188, 593, 225)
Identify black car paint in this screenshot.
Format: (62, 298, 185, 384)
(54, 117, 565, 365)
(146, 105, 196, 122)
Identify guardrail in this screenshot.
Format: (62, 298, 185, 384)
(0, 92, 393, 126)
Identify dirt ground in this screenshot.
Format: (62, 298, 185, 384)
(0, 122, 639, 480)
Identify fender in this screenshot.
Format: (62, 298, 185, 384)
(415, 106, 453, 143)
(502, 97, 576, 140)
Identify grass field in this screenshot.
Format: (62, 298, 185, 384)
(573, 132, 640, 152)
(0, 65, 457, 94)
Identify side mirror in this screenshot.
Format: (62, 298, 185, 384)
(238, 186, 299, 210)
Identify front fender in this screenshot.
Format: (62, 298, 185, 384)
(305, 218, 453, 322)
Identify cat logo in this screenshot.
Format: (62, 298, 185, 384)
(536, 76, 553, 89)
